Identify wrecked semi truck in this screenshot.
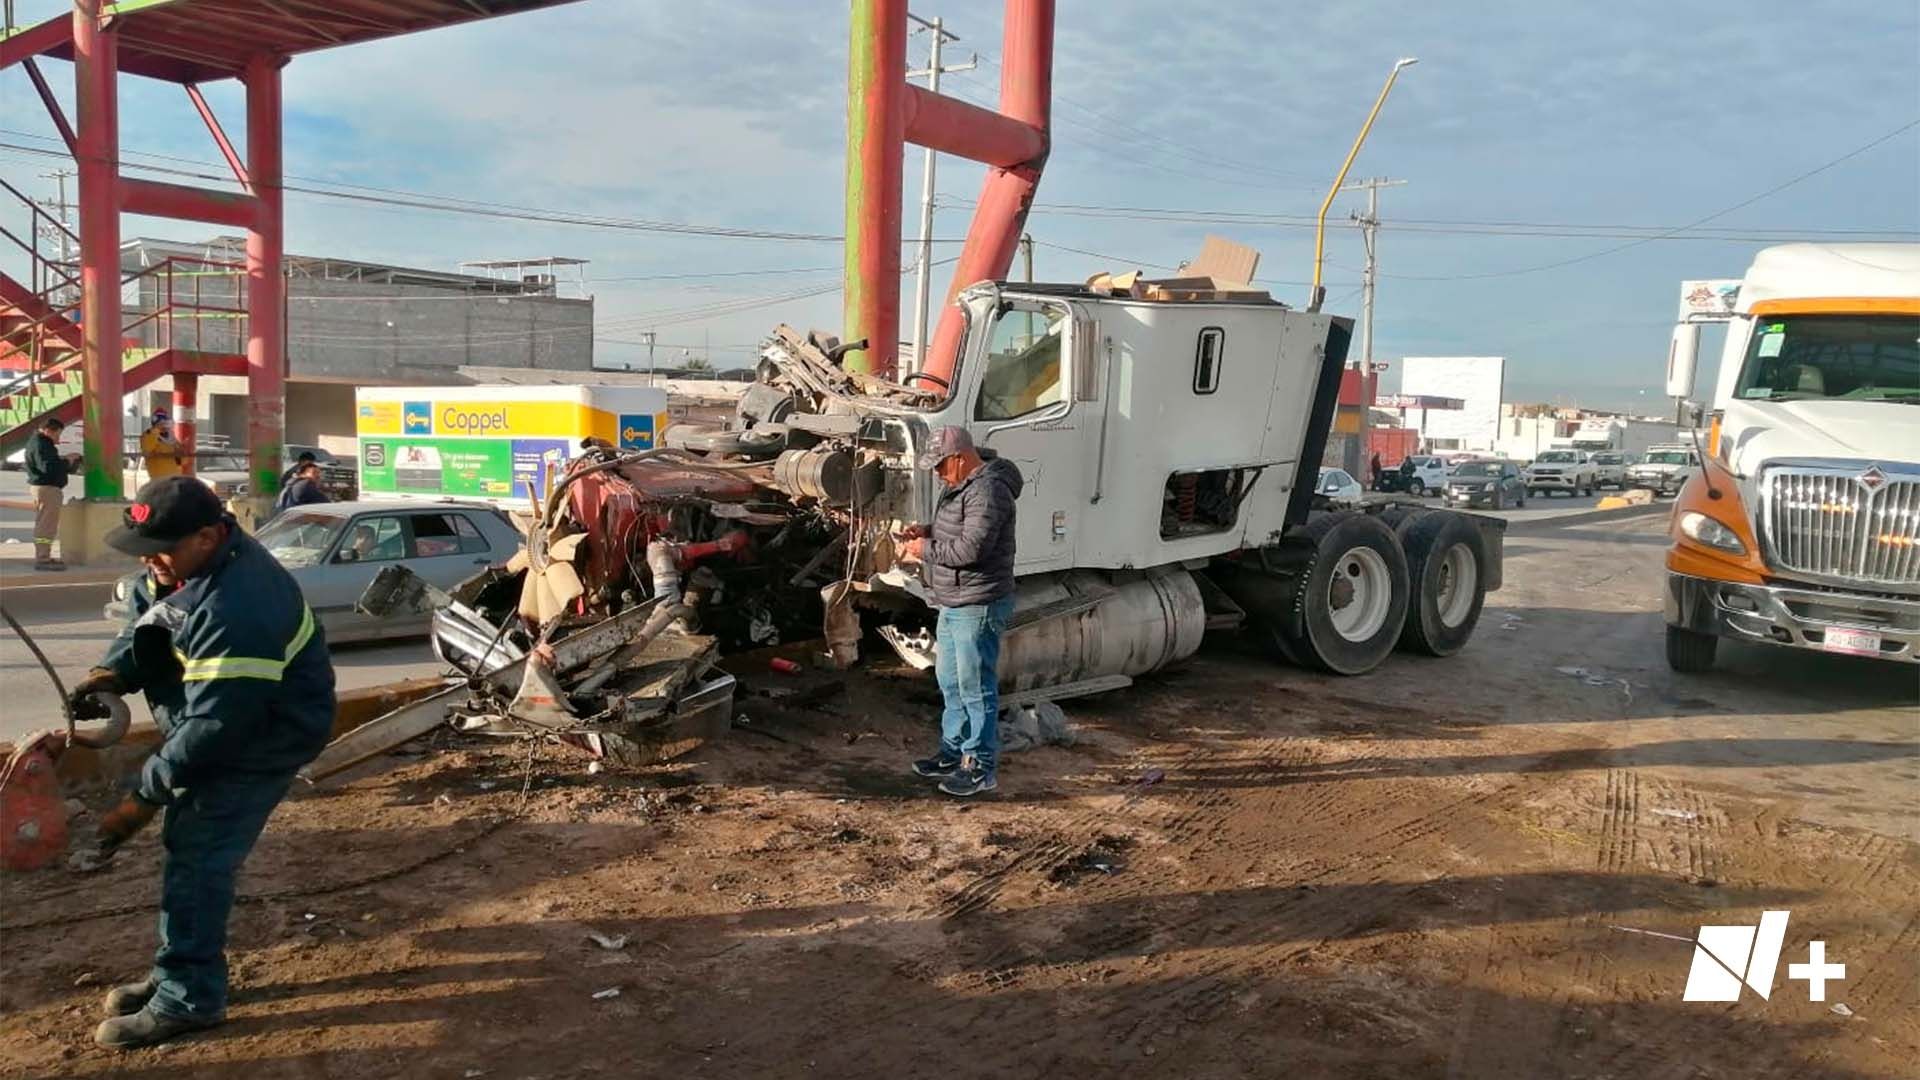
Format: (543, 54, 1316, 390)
(472, 274, 1506, 712)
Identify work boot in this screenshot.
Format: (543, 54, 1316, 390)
(94, 1006, 222, 1051)
(912, 754, 961, 778)
(938, 764, 997, 798)
(102, 978, 155, 1018)
(32, 560, 66, 572)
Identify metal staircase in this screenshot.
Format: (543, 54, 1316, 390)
(0, 178, 248, 459)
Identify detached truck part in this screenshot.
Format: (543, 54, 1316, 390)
(1661, 243, 1920, 669)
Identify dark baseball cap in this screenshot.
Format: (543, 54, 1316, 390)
(915, 425, 975, 471)
(106, 476, 227, 556)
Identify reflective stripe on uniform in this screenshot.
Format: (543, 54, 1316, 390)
(174, 604, 317, 683)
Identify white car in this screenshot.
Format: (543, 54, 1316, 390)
(1525, 449, 1597, 497)
(1316, 467, 1366, 508)
(1588, 451, 1634, 489)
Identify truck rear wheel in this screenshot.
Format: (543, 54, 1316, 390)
(1399, 512, 1488, 657)
(1665, 625, 1718, 672)
(1276, 513, 1411, 675)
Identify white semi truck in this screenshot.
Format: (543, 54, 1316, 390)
(1661, 243, 1919, 669)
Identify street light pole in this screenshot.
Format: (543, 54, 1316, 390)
(905, 13, 974, 378)
(1308, 57, 1417, 312)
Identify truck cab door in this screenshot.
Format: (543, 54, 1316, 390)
(958, 298, 1084, 574)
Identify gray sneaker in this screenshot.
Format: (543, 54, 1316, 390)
(95, 1006, 222, 1051)
(103, 978, 155, 1018)
(938, 766, 997, 798)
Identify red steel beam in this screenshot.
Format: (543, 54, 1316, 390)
(184, 83, 251, 189)
(120, 177, 259, 228)
(244, 52, 288, 499)
(73, 0, 123, 499)
(23, 59, 79, 157)
(0, 15, 73, 72)
(902, 83, 1044, 169)
(921, 0, 1053, 388)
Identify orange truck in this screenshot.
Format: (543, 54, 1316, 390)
(1660, 244, 1919, 670)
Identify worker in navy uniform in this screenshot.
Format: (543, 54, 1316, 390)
(66, 476, 336, 1050)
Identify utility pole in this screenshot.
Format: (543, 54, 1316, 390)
(1346, 176, 1406, 475)
(905, 12, 975, 377)
(1020, 233, 1033, 282)
(642, 330, 656, 380)
(39, 170, 76, 300)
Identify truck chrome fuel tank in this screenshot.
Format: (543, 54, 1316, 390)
(998, 567, 1207, 692)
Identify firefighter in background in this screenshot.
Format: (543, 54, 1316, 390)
(140, 409, 183, 481)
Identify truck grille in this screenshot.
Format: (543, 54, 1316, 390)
(1761, 466, 1920, 587)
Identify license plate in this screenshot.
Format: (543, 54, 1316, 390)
(1821, 627, 1882, 657)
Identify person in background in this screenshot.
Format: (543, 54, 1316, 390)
(25, 416, 83, 571)
(1369, 451, 1384, 491)
(272, 461, 330, 516)
(277, 450, 317, 491)
(896, 426, 1023, 798)
(140, 409, 183, 481)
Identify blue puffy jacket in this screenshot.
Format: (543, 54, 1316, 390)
(923, 451, 1023, 608)
(102, 519, 336, 804)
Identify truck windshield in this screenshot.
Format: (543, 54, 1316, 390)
(1454, 463, 1496, 478)
(974, 304, 1067, 421)
(1646, 450, 1691, 465)
(1535, 451, 1577, 463)
(1592, 453, 1623, 465)
(1734, 313, 1919, 402)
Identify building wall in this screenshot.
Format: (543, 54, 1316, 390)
(1400, 356, 1506, 451)
(130, 270, 594, 383)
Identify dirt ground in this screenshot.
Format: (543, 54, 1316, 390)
(2, 509, 1915, 1079)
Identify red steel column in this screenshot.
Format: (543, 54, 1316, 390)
(244, 53, 286, 498)
(841, 0, 908, 378)
(172, 372, 197, 477)
(72, 0, 123, 498)
(922, 0, 1052, 387)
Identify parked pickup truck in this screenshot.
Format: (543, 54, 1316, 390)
(1588, 451, 1636, 489)
(1525, 449, 1596, 497)
(1627, 445, 1698, 497)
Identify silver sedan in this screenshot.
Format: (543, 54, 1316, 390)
(108, 500, 523, 643)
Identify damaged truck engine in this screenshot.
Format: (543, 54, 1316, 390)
(311, 270, 1506, 782)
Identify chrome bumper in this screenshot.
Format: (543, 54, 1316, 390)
(1666, 572, 1920, 664)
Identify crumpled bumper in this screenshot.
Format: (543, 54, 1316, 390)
(1666, 571, 1920, 664)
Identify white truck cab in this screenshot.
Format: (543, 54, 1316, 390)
(1661, 243, 1919, 669)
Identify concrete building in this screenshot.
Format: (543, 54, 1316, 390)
(121, 237, 595, 453)
(1399, 356, 1506, 452)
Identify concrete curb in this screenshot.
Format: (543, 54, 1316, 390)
(1503, 501, 1670, 531)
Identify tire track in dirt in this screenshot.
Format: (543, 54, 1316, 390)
(1597, 768, 1641, 873)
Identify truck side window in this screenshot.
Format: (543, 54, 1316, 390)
(1193, 327, 1224, 394)
(975, 306, 1067, 421)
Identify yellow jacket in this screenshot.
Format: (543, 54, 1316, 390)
(141, 425, 182, 479)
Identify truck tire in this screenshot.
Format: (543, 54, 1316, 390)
(1665, 625, 1718, 672)
(1372, 505, 1428, 540)
(1409, 478, 1425, 496)
(1399, 512, 1488, 657)
(1275, 512, 1411, 675)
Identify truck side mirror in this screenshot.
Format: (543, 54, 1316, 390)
(1665, 324, 1700, 399)
(1679, 400, 1707, 429)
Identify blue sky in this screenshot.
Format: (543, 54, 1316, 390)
(4, 0, 1916, 410)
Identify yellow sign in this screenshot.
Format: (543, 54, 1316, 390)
(357, 400, 402, 435)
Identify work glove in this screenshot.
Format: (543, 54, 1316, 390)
(96, 794, 160, 852)
(68, 667, 124, 721)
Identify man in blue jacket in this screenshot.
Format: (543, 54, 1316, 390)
(66, 476, 336, 1050)
(897, 426, 1022, 797)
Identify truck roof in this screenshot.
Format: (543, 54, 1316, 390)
(997, 281, 1292, 309)
(1740, 243, 1920, 311)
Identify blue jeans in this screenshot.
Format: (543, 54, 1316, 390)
(934, 595, 1014, 775)
(149, 770, 296, 1020)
